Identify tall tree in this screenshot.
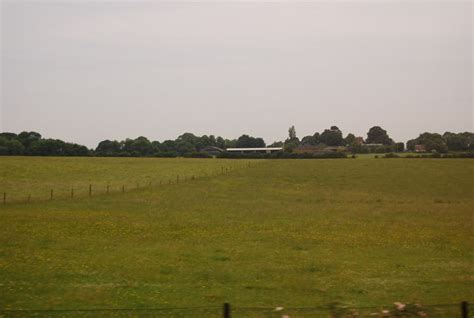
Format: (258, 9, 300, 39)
(319, 127, 344, 146)
(344, 133, 356, 145)
(236, 135, 265, 148)
(366, 126, 394, 145)
(288, 126, 297, 140)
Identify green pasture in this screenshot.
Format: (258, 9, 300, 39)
(0, 157, 247, 203)
(0, 157, 473, 316)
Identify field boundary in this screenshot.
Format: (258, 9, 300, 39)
(0, 301, 469, 317)
(0, 161, 262, 206)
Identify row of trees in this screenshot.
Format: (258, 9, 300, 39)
(0, 132, 89, 156)
(278, 126, 473, 154)
(95, 133, 266, 157)
(278, 125, 403, 153)
(406, 132, 474, 153)
(1, 128, 473, 157)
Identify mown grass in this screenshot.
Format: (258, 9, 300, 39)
(0, 157, 249, 202)
(0, 158, 473, 316)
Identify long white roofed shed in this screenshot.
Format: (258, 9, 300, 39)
(226, 147, 283, 154)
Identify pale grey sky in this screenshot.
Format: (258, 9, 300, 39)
(1, 1, 472, 148)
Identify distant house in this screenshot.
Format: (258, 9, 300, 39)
(226, 147, 282, 154)
(354, 137, 364, 145)
(200, 146, 224, 156)
(414, 144, 426, 153)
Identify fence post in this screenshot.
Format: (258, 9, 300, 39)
(461, 301, 468, 318)
(106, 184, 110, 194)
(89, 184, 92, 197)
(122, 185, 125, 193)
(50, 189, 53, 200)
(71, 188, 74, 198)
(3, 192, 6, 204)
(223, 303, 231, 318)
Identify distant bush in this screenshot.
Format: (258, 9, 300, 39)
(383, 153, 399, 158)
(455, 152, 474, 158)
(393, 152, 474, 159)
(154, 151, 179, 158)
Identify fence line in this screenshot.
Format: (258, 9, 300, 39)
(0, 162, 257, 205)
(0, 301, 469, 317)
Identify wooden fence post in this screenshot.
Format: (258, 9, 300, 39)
(106, 184, 110, 194)
(223, 303, 231, 318)
(122, 185, 125, 193)
(50, 189, 53, 200)
(71, 188, 74, 198)
(461, 301, 468, 318)
(89, 184, 92, 197)
(3, 192, 6, 204)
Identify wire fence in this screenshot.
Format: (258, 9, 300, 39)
(0, 162, 256, 205)
(0, 302, 469, 318)
(232, 303, 467, 317)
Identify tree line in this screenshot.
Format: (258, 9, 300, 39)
(0, 126, 473, 157)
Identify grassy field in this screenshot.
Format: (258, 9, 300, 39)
(0, 157, 247, 203)
(0, 157, 473, 317)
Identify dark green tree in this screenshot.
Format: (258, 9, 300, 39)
(407, 132, 447, 153)
(344, 133, 356, 146)
(366, 126, 394, 145)
(236, 135, 265, 148)
(216, 137, 226, 149)
(95, 140, 122, 155)
(320, 127, 344, 146)
(301, 135, 317, 145)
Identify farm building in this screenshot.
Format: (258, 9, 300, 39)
(414, 144, 427, 152)
(200, 146, 224, 156)
(226, 147, 283, 154)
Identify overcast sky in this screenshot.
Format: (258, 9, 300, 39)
(1, 1, 472, 148)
